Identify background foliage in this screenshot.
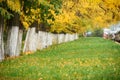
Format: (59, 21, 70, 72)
(0, 0, 120, 33)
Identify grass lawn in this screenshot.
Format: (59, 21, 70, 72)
(0, 37, 120, 80)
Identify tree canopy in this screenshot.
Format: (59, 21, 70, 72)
(0, 0, 120, 33)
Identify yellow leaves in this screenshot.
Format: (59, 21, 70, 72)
(37, 9, 40, 12)
(31, 16, 35, 20)
(103, 0, 114, 4)
(47, 19, 53, 24)
(25, 51, 33, 55)
(20, 8, 41, 29)
(7, 0, 21, 13)
(48, 9, 56, 16)
(30, 8, 41, 15)
(79, 27, 87, 34)
(58, 58, 103, 69)
(22, 22, 29, 29)
(56, 10, 75, 24)
(82, 2, 90, 8)
(30, 9, 35, 13)
(50, 8, 77, 33)
(1, 0, 120, 33)
(79, 58, 102, 67)
(50, 23, 66, 33)
(76, 0, 120, 28)
(94, 16, 103, 23)
(79, 8, 87, 14)
(20, 13, 32, 29)
(66, 0, 74, 8)
(37, 19, 41, 23)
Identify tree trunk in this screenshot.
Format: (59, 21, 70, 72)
(75, 33, 79, 40)
(16, 30, 23, 56)
(58, 34, 65, 44)
(6, 26, 19, 57)
(37, 31, 52, 49)
(29, 28, 37, 52)
(46, 33, 52, 47)
(23, 27, 37, 53)
(41, 31, 47, 48)
(0, 15, 4, 61)
(52, 34, 58, 45)
(71, 34, 75, 41)
(6, 13, 21, 57)
(69, 34, 73, 41)
(67, 34, 71, 42)
(23, 28, 30, 53)
(37, 31, 43, 50)
(64, 34, 69, 42)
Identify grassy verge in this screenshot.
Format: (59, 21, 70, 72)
(0, 37, 120, 80)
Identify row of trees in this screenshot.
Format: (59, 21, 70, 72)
(0, 0, 120, 61)
(1, 0, 120, 33)
(0, 0, 63, 61)
(53, 0, 120, 33)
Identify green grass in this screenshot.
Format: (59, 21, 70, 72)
(0, 37, 120, 80)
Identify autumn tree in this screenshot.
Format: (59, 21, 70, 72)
(51, 0, 120, 33)
(0, 0, 13, 60)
